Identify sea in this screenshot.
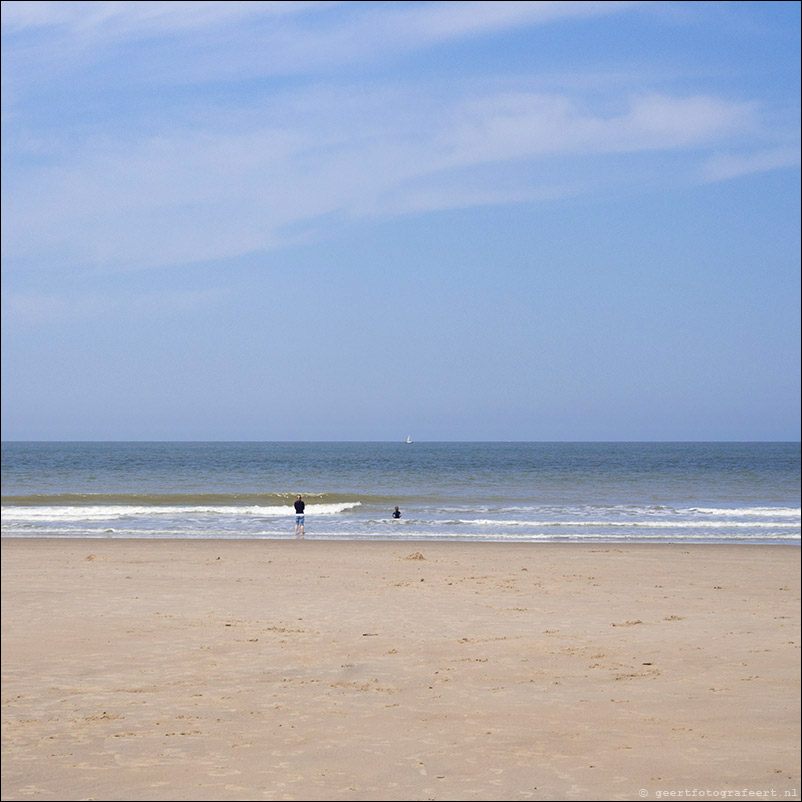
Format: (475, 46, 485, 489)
(1, 442, 799, 544)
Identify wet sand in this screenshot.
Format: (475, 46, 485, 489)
(1, 538, 800, 801)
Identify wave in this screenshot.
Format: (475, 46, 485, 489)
(367, 517, 799, 529)
(1, 527, 797, 543)
(1, 493, 370, 507)
(1, 502, 361, 522)
(4, 496, 798, 519)
(449, 519, 800, 529)
(437, 505, 802, 518)
(684, 507, 801, 518)
(2, 501, 797, 527)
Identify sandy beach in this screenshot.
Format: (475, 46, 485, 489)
(1, 539, 799, 801)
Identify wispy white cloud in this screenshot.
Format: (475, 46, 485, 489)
(0, 1, 332, 35)
(438, 92, 757, 167)
(700, 146, 801, 183)
(1, 1, 640, 90)
(1, 86, 763, 274)
(2, 0, 798, 280)
(2, 1, 636, 40)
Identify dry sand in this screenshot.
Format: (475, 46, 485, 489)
(1, 538, 800, 801)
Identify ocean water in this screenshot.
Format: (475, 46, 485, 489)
(1, 442, 799, 544)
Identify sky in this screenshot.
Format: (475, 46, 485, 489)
(1, 0, 800, 442)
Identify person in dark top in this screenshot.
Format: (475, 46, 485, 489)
(392, 506, 401, 519)
(294, 495, 305, 538)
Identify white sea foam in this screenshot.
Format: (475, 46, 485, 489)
(0, 527, 296, 539)
(1, 525, 796, 542)
(0, 502, 361, 522)
(684, 507, 801, 518)
(436, 505, 801, 518)
(452, 519, 800, 529)
(398, 530, 801, 542)
(2, 501, 798, 543)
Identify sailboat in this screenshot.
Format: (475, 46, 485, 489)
(405, 435, 413, 444)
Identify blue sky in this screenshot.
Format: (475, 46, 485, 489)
(1, 0, 800, 441)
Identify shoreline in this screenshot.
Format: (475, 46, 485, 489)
(2, 538, 800, 801)
(2, 535, 799, 545)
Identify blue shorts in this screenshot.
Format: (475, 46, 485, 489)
(295, 514, 304, 525)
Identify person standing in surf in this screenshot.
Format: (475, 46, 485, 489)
(294, 495, 305, 538)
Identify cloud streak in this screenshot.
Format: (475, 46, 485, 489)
(0, 1, 331, 35)
(2, 1, 639, 90)
(701, 146, 802, 183)
(1, 86, 764, 274)
(2, 1, 636, 42)
(2, 1, 799, 277)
